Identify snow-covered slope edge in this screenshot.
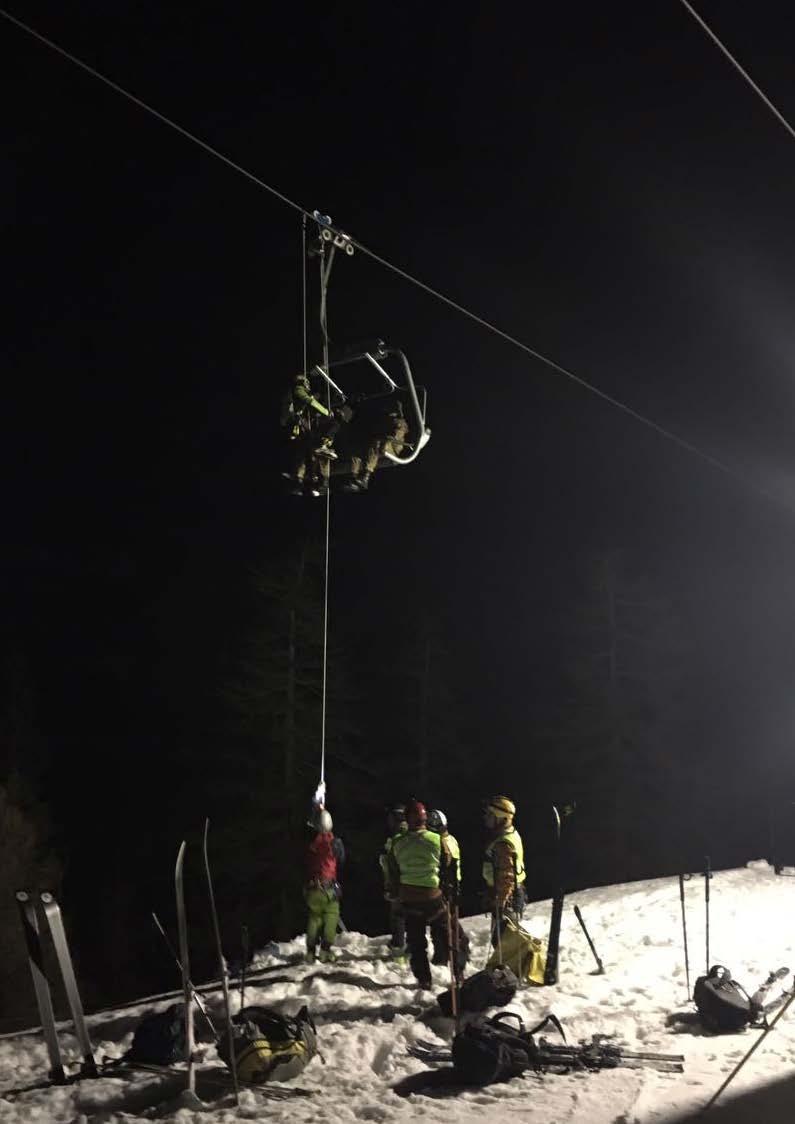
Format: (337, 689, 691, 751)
(1, 862, 793, 1123)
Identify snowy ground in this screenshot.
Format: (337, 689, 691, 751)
(1, 861, 794, 1122)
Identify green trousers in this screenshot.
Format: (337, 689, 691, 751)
(305, 885, 340, 950)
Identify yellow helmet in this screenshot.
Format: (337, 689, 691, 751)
(484, 795, 516, 823)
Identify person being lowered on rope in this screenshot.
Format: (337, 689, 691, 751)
(380, 803, 408, 960)
(344, 399, 409, 492)
(482, 795, 526, 945)
(304, 807, 345, 963)
(427, 809, 469, 969)
(387, 799, 467, 989)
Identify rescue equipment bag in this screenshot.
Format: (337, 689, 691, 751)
(438, 965, 518, 1017)
(693, 965, 757, 1032)
(485, 918, 547, 986)
(451, 1012, 565, 1085)
(127, 1003, 186, 1065)
(217, 1004, 317, 1083)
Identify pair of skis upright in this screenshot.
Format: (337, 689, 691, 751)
(174, 820, 239, 1104)
(16, 889, 97, 1085)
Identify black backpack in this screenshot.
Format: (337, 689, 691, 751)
(438, 966, 518, 1017)
(693, 966, 754, 1032)
(127, 1003, 186, 1065)
(451, 1012, 564, 1085)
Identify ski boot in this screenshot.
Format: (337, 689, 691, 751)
(387, 945, 408, 965)
(318, 945, 335, 964)
(306, 947, 318, 964)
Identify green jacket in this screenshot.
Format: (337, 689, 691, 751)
(389, 829, 442, 889)
(379, 828, 407, 885)
(442, 832, 462, 884)
(294, 380, 330, 417)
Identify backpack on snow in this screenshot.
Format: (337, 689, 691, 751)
(127, 1003, 186, 1065)
(693, 965, 756, 1032)
(438, 965, 518, 1017)
(217, 1004, 317, 1083)
(485, 918, 547, 987)
(451, 1011, 565, 1085)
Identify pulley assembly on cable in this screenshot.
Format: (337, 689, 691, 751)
(281, 212, 431, 497)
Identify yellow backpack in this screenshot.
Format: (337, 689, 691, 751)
(486, 918, 547, 987)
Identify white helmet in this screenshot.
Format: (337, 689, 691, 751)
(427, 809, 447, 832)
(312, 809, 333, 833)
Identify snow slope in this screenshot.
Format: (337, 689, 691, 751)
(1, 862, 794, 1122)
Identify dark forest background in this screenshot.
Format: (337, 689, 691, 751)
(5, 0, 795, 1032)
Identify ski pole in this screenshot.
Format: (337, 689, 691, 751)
(495, 899, 504, 967)
(678, 873, 691, 1001)
(573, 905, 604, 974)
(445, 903, 459, 1026)
(482, 915, 498, 969)
(447, 861, 461, 1028)
(240, 925, 249, 1010)
(704, 856, 711, 975)
(151, 911, 217, 1038)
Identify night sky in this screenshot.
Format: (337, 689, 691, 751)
(5, 2, 795, 1001)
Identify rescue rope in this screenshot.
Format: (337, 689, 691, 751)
(678, 0, 795, 146)
(317, 241, 334, 807)
(2, 5, 789, 513)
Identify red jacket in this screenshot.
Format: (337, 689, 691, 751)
(306, 832, 341, 884)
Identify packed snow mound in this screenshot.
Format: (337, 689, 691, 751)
(1, 864, 794, 1122)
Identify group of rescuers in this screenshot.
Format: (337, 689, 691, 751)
(281, 369, 410, 496)
(303, 795, 524, 991)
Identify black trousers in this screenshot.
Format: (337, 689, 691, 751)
(405, 898, 469, 985)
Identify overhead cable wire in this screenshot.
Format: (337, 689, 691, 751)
(0, 6, 785, 509)
(678, 0, 795, 146)
(0, 7, 305, 217)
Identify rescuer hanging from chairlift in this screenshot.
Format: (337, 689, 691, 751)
(280, 369, 351, 496)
